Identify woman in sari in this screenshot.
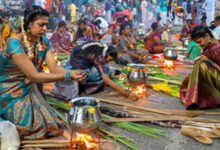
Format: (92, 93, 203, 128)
(68, 41, 137, 101)
(0, 6, 87, 139)
(73, 19, 93, 44)
(0, 12, 15, 50)
(180, 26, 220, 109)
(50, 21, 73, 54)
(118, 23, 148, 64)
(145, 22, 169, 54)
(181, 19, 194, 38)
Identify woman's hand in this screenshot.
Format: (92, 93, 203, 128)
(128, 92, 138, 101)
(70, 70, 87, 82)
(195, 55, 208, 63)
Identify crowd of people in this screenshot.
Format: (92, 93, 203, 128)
(0, 0, 219, 141)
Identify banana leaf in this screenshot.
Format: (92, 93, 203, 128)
(150, 81, 180, 97)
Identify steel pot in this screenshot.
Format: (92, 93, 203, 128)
(127, 64, 148, 86)
(164, 49, 178, 60)
(183, 38, 189, 47)
(68, 97, 102, 132)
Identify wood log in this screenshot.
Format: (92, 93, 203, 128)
(63, 130, 71, 141)
(21, 140, 70, 144)
(104, 116, 220, 123)
(147, 76, 181, 85)
(96, 97, 173, 115)
(21, 143, 69, 148)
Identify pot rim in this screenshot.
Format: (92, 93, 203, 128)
(127, 63, 146, 68)
(70, 97, 100, 108)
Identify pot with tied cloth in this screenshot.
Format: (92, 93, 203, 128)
(68, 97, 102, 132)
(127, 64, 148, 86)
(164, 48, 178, 60)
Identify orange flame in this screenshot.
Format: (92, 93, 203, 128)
(42, 64, 50, 73)
(54, 53, 58, 62)
(42, 53, 58, 73)
(73, 133, 98, 149)
(133, 84, 147, 98)
(163, 59, 175, 70)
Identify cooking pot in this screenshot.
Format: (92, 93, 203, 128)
(68, 97, 102, 132)
(127, 64, 148, 86)
(164, 49, 178, 60)
(183, 38, 189, 47)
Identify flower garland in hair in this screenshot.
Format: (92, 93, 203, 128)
(20, 17, 43, 59)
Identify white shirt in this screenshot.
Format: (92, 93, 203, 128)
(182, 2, 187, 10)
(95, 17, 109, 29)
(214, 25, 220, 40)
(35, 0, 46, 9)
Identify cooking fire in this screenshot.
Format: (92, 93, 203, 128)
(132, 84, 147, 98)
(163, 59, 175, 70)
(71, 133, 99, 150)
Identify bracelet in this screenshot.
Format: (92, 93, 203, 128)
(208, 60, 215, 66)
(65, 71, 72, 81)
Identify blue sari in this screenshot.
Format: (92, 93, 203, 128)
(0, 37, 63, 139)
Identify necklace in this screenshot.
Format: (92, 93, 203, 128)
(20, 17, 43, 60)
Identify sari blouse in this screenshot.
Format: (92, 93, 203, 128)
(118, 35, 135, 53)
(145, 31, 161, 53)
(203, 43, 220, 66)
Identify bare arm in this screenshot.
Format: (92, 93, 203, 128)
(73, 31, 77, 43)
(12, 53, 66, 83)
(153, 37, 166, 45)
(124, 49, 141, 60)
(12, 51, 87, 83)
(46, 50, 87, 81)
(102, 74, 126, 95)
(0, 35, 2, 50)
(88, 28, 93, 40)
(102, 75, 138, 101)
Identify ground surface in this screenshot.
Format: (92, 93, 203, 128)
(87, 61, 220, 150)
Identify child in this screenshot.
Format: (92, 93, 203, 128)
(184, 32, 202, 60)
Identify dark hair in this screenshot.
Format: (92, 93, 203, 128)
(215, 16, 220, 22)
(180, 8, 184, 13)
(23, 6, 49, 31)
(76, 19, 86, 38)
(58, 21, 66, 28)
(201, 15, 207, 20)
(107, 45, 117, 60)
(93, 19, 101, 26)
(2, 12, 10, 18)
(117, 18, 123, 23)
(120, 23, 130, 34)
(191, 25, 214, 40)
(186, 19, 192, 23)
(84, 17, 89, 22)
(151, 22, 158, 31)
(80, 41, 117, 60)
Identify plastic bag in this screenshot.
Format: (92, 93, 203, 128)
(0, 121, 20, 150)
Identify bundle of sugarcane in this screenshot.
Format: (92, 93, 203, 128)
(100, 106, 182, 128)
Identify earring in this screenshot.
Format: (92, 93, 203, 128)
(27, 29, 31, 33)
